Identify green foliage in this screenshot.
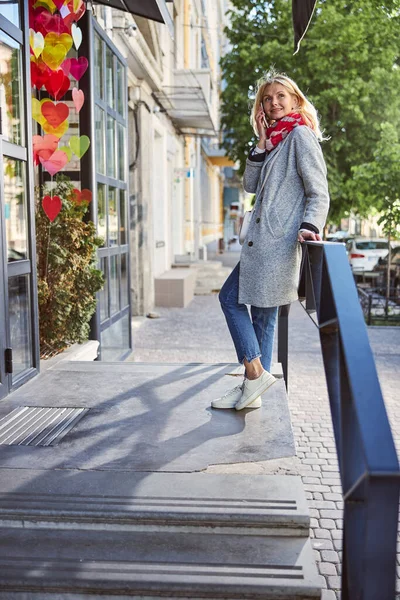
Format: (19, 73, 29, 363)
(352, 122, 400, 238)
(36, 176, 104, 356)
(220, 0, 400, 221)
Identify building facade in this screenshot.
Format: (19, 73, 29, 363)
(0, 0, 231, 399)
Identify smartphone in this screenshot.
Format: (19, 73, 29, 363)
(260, 103, 267, 128)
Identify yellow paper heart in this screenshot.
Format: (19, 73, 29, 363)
(33, 0, 57, 14)
(29, 29, 45, 59)
(42, 120, 69, 139)
(42, 44, 67, 71)
(73, 0, 82, 13)
(58, 146, 73, 161)
(45, 32, 73, 54)
(32, 98, 52, 127)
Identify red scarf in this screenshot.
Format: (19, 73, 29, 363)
(265, 112, 306, 152)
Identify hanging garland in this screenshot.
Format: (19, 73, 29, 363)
(29, 0, 91, 222)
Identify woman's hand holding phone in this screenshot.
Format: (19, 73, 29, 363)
(255, 104, 268, 148)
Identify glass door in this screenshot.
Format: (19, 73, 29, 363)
(0, 3, 39, 397)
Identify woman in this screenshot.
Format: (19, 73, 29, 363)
(212, 71, 330, 410)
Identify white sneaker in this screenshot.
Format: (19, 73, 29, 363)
(211, 384, 261, 409)
(235, 370, 276, 411)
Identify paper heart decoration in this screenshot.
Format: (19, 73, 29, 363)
(32, 97, 52, 126)
(52, 0, 67, 10)
(69, 57, 88, 81)
(39, 150, 69, 176)
(71, 23, 82, 50)
(69, 135, 90, 159)
(72, 88, 84, 113)
(42, 120, 69, 138)
(58, 145, 73, 161)
(41, 101, 69, 128)
(45, 32, 73, 54)
(30, 59, 51, 89)
(33, 134, 59, 165)
(70, 188, 92, 204)
(45, 69, 70, 100)
(63, 0, 85, 27)
(33, 9, 69, 36)
(29, 29, 45, 58)
(42, 43, 67, 70)
(42, 195, 62, 222)
(34, 0, 57, 15)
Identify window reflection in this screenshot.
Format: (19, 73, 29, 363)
(97, 183, 107, 246)
(119, 189, 127, 245)
(108, 186, 118, 246)
(109, 254, 119, 315)
(9, 275, 32, 380)
(0, 31, 23, 146)
(106, 47, 114, 108)
(94, 32, 103, 99)
(117, 123, 125, 181)
(120, 253, 129, 309)
(99, 257, 109, 322)
(106, 115, 116, 178)
(1, 2, 20, 27)
(4, 158, 28, 261)
(95, 106, 105, 174)
(116, 60, 125, 115)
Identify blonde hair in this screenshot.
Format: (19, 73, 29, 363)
(250, 69, 325, 141)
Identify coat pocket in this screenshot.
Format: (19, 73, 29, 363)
(266, 206, 285, 239)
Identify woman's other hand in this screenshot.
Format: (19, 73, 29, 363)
(255, 106, 267, 147)
(298, 230, 322, 242)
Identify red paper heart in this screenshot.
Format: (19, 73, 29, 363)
(33, 134, 59, 165)
(70, 188, 92, 204)
(39, 150, 69, 176)
(41, 101, 69, 128)
(69, 57, 88, 81)
(33, 9, 69, 37)
(30, 59, 51, 90)
(63, 0, 85, 27)
(42, 195, 62, 222)
(45, 69, 70, 100)
(72, 87, 84, 112)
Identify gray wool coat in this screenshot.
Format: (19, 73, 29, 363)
(239, 126, 330, 307)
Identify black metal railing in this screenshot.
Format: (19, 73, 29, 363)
(357, 286, 400, 326)
(278, 241, 400, 600)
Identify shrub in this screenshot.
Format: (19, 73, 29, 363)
(36, 176, 104, 356)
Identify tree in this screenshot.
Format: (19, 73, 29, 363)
(352, 122, 400, 297)
(220, 0, 400, 221)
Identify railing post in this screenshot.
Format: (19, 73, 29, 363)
(368, 294, 372, 326)
(278, 304, 290, 390)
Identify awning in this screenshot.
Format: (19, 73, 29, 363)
(153, 70, 217, 137)
(292, 0, 317, 54)
(94, 0, 174, 37)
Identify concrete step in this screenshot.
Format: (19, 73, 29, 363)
(0, 471, 309, 535)
(0, 527, 320, 599)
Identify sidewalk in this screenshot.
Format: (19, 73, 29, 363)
(129, 255, 400, 600)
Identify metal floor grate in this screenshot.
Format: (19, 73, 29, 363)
(0, 406, 89, 446)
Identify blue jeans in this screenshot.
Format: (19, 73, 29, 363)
(219, 262, 278, 372)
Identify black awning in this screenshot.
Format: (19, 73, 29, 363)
(94, 0, 173, 35)
(292, 0, 317, 54)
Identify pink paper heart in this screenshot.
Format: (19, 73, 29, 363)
(60, 58, 71, 76)
(39, 150, 69, 176)
(33, 133, 59, 165)
(72, 87, 84, 113)
(69, 57, 88, 81)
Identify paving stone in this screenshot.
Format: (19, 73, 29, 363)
(321, 590, 337, 600)
(321, 550, 340, 563)
(319, 519, 337, 530)
(315, 529, 332, 540)
(319, 562, 337, 576)
(327, 576, 342, 589)
(313, 539, 334, 551)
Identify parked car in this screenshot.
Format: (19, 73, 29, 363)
(346, 238, 390, 274)
(373, 245, 400, 295)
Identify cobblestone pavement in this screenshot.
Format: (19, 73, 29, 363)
(129, 262, 400, 600)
